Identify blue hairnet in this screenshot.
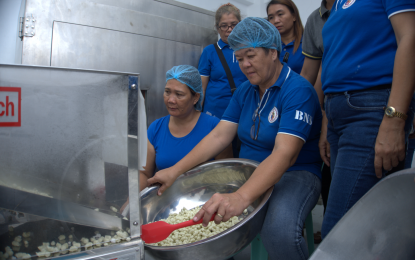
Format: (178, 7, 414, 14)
(166, 65, 203, 111)
(228, 17, 282, 53)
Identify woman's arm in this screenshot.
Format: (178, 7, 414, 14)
(147, 121, 238, 195)
(300, 57, 321, 86)
(201, 76, 209, 107)
(140, 139, 156, 191)
(215, 143, 234, 159)
(319, 113, 330, 166)
(315, 64, 331, 165)
(374, 12, 415, 177)
(314, 64, 325, 108)
(194, 133, 304, 225)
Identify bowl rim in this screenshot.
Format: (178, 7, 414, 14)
(141, 158, 274, 249)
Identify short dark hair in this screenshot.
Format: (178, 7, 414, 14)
(188, 87, 196, 96)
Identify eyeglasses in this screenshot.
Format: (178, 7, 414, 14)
(250, 107, 261, 140)
(218, 23, 238, 31)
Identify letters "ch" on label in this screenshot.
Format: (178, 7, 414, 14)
(0, 96, 15, 117)
(0, 87, 21, 127)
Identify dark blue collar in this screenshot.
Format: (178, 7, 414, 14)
(274, 63, 292, 89)
(217, 38, 230, 50)
(281, 36, 303, 48)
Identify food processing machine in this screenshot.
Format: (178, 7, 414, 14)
(0, 63, 147, 259)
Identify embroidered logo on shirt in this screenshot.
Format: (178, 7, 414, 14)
(268, 107, 278, 123)
(342, 0, 356, 9)
(295, 110, 313, 126)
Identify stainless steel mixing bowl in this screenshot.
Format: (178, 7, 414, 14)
(140, 159, 273, 260)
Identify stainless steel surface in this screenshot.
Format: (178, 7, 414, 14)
(0, 214, 143, 260)
(49, 21, 208, 125)
(22, 0, 216, 65)
(0, 186, 126, 230)
(0, 64, 139, 221)
(56, 240, 144, 260)
(22, 13, 36, 37)
(19, 0, 217, 126)
(310, 169, 415, 260)
(98, 0, 216, 18)
(141, 159, 273, 260)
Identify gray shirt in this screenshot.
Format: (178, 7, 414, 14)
(302, 0, 330, 60)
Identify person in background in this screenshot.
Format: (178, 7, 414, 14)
(320, 0, 415, 238)
(300, 0, 334, 105)
(198, 3, 247, 119)
(198, 3, 247, 158)
(148, 18, 323, 259)
(266, 0, 305, 74)
(120, 65, 231, 212)
(299, 0, 335, 242)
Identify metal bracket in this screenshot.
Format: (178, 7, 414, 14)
(137, 239, 145, 260)
(19, 13, 36, 39)
(127, 75, 142, 239)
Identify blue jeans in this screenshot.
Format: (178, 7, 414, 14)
(321, 89, 415, 238)
(405, 138, 415, 169)
(261, 170, 321, 259)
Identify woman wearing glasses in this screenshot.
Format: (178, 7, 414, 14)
(198, 3, 247, 120)
(148, 18, 322, 259)
(267, 0, 305, 74)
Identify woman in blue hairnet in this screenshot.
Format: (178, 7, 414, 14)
(148, 18, 322, 259)
(132, 65, 232, 193)
(121, 66, 231, 212)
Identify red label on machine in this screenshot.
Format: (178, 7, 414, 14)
(0, 87, 21, 127)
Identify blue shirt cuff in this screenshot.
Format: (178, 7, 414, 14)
(387, 4, 415, 18)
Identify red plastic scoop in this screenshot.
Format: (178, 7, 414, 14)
(141, 213, 217, 244)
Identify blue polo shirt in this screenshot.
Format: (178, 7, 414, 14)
(322, 0, 415, 94)
(148, 113, 220, 171)
(198, 39, 248, 118)
(222, 63, 322, 178)
(279, 38, 305, 74)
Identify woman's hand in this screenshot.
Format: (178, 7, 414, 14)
(374, 117, 406, 178)
(193, 192, 248, 227)
(120, 197, 129, 214)
(147, 167, 181, 196)
(319, 112, 330, 166)
(376, 11, 415, 177)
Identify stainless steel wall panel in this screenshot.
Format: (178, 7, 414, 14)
(22, 0, 217, 66)
(94, 0, 215, 28)
(50, 22, 205, 124)
(21, 0, 217, 125)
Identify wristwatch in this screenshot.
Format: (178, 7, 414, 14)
(384, 106, 407, 120)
